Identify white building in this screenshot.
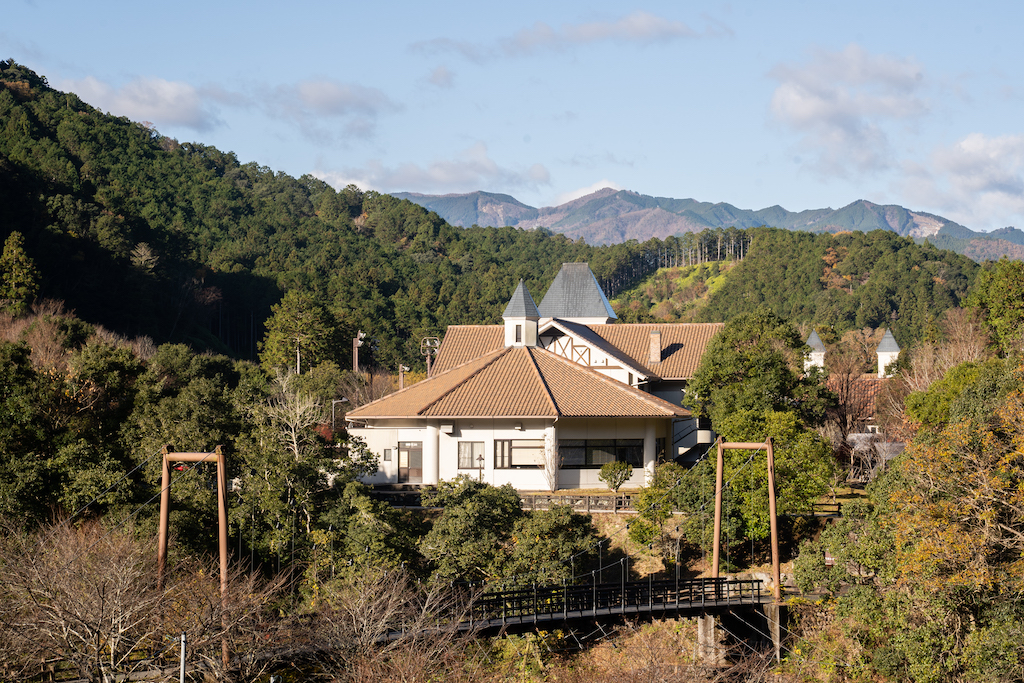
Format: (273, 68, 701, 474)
(346, 263, 721, 491)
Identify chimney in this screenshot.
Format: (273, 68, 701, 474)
(649, 329, 662, 364)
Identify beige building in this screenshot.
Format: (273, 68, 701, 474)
(346, 263, 721, 491)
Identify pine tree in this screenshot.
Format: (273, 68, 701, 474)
(0, 232, 39, 316)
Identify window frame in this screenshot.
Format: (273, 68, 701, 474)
(557, 438, 645, 469)
(458, 441, 485, 469)
(494, 439, 546, 469)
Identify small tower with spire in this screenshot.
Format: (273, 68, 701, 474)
(877, 329, 900, 378)
(503, 279, 540, 347)
(805, 330, 826, 372)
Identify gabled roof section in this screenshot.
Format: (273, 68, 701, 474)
(877, 329, 900, 353)
(346, 346, 689, 420)
(806, 330, 826, 352)
(538, 263, 617, 322)
(433, 325, 504, 374)
(586, 323, 724, 380)
(502, 279, 540, 319)
(545, 319, 653, 378)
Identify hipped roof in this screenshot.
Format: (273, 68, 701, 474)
(432, 322, 723, 380)
(346, 346, 690, 420)
(538, 263, 617, 320)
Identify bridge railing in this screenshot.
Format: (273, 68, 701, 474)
(520, 494, 636, 513)
(467, 577, 766, 623)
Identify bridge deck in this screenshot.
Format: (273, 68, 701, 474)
(388, 577, 772, 639)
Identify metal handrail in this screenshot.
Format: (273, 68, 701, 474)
(468, 577, 766, 623)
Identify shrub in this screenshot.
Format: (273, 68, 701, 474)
(599, 461, 633, 492)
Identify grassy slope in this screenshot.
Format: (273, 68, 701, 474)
(610, 262, 736, 323)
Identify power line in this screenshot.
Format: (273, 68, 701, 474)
(42, 447, 165, 539)
(55, 449, 217, 573)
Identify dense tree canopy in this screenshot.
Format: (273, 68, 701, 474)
(965, 258, 1024, 353)
(687, 307, 835, 429)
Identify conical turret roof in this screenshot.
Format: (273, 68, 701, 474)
(877, 329, 900, 353)
(502, 279, 540, 319)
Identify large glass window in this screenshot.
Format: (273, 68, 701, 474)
(458, 442, 485, 469)
(558, 439, 644, 469)
(495, 439, 546, 469)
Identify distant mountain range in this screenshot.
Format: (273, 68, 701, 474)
(393, 189, 1024, 261)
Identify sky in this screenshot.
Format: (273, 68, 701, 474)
(5, 1, 1024, 232)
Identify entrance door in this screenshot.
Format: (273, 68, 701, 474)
(398, 442, 422, 483)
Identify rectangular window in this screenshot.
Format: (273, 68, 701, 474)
(458, 442, 484, 469)
(558, 439, 644, 469)
(515, 324, 522, 343)
(398, 441, 422, 484)
(383, 448, 392, 462)
(495, 439, 546, 468)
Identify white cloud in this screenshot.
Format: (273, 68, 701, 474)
(901, 133, 1024, 230)
(315, 142, 550, 195)
(413, 11, 718, 63)
(59, 75, 222, 131)
(769, 44, 926, 176)
(264, 79, 398, 142)
(552, 180, 623, 205)
(428, 66, 454, 88)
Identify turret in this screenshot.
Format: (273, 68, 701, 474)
(877, 329, 900, 378)
(805, 330, 826, 372)
(503, 279, 540, 347)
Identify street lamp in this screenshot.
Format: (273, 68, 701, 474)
(420, 337, 440, 377)
(353, 331, 366, 374)
(331, 398, 349, 432)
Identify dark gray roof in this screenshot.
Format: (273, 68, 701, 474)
(538, 263, 617, 321)
(877, 329, 900, 353)
(806, 330, 826, 352)
(502, 279, 540, 318)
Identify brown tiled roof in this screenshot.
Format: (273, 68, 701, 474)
(826, 374, 888, 420)
(433, 322, 723, 380)
(433, 325, 504, 374)
(346, 346, 690, 420)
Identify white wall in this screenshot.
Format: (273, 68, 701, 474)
(353, 416, 671, 491)
(556, 418, 669, 489)
(438, 418, 552, 489)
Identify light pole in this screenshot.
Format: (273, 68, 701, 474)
(331, 398, 349, 432)
(399, 364, 410, 390)
(420, 337, 440, 377)
(353, 330, 366, 374)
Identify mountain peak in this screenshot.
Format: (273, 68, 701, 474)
(392, 188, 1021, 260)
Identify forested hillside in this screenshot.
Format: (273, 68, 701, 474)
(0, 61, 655, 371)
(611, 227, 978, 344)
(7, 60, 1024, 682)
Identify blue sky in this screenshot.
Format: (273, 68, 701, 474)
(6, 1, 1024, 232)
